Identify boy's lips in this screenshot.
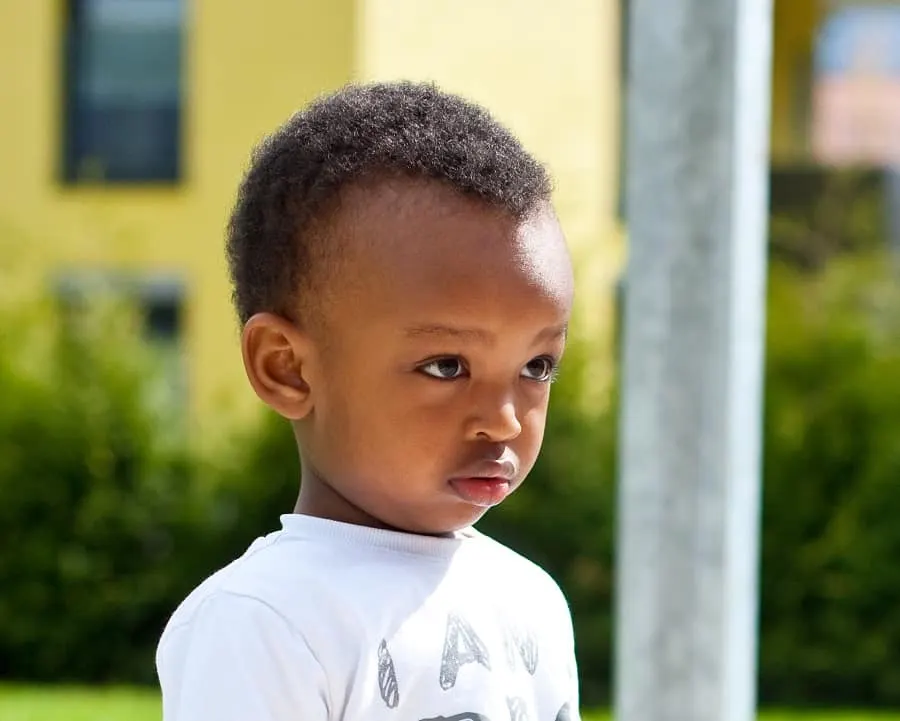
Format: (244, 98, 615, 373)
(449, 477, 511, 507)
(448, 459, 517, 508)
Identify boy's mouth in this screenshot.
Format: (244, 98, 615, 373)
(448, 477, 512, 507)
(448, 458, 517, 507)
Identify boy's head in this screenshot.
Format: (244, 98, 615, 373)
(228, 82, 574, 536)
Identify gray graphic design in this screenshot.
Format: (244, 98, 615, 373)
(506, 696, 531, 721)
(515, 629, 538, 675)
(377, 639, 400, 709)
(419, 705, 568, 721)
(504, 629, 518, 671)
(439, 613, 491, 690)
(503, 624, 539, 675)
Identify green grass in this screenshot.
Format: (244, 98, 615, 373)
(0, 685, 160, 721)
(2, 686, 900, 720)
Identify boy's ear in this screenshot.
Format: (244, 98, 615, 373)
(241, 313, 315, 420)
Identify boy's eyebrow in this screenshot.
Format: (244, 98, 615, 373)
(404, 324, 493, 342)
(404, 323, 568, 343)
(538, 323, 568, 342)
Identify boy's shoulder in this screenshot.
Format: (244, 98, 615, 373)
(470, 529, 572, 607)
(160, 520, 342, 632)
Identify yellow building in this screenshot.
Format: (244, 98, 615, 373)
(0, 0, 622, 426)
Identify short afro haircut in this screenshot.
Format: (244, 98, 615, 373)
(226, 81, 553, 326)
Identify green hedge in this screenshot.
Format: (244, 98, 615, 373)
(759, 256, 900, 705)
(0, 302, 205, 682)
(0, 253, 898, 707)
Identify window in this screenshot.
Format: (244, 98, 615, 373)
(62, 0, 185, 183)
(54, 271, 188, 411)
(55, 271, 185, 343)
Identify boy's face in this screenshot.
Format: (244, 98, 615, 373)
(247, 178, 574, 536)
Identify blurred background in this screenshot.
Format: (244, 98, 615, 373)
(0, 1, 899, 719)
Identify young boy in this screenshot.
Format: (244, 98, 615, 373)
(156, 81, 580, 721)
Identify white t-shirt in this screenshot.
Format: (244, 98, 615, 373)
(156, 514, 580, 721)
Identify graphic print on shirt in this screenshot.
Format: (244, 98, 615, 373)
(506, 695, 531, 721)
(418, 704, 572, 721)
(378, 639, 400, 709)
(374, 611, 571, 721)
(503, 623, 539, 675)
(439, 613, 491, 690)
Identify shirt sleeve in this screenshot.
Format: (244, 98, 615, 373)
(157, 591, 330, 721)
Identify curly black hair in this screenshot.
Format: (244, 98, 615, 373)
(226, 81, 553, 326)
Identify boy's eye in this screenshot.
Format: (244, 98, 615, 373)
(419, 358, 467, 380)
(521, 356, 557, 382)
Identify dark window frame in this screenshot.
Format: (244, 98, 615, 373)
(61, 0, 185, 185)
(53, 269, 189, 410)
(54, 270, 186, 343)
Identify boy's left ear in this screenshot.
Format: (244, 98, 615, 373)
(240, 313, 315, 420)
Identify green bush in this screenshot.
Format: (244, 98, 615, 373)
(758, 255, 900, 705)
(0, 300, 208, 683)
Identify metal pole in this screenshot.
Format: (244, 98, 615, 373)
(614, 0, 774, 720)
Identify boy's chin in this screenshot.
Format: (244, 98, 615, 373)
(392, 504, 494, 537)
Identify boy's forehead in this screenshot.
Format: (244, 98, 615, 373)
(330, 177, 573, 298)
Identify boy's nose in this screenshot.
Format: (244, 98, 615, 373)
(466, 391, 523, 443)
